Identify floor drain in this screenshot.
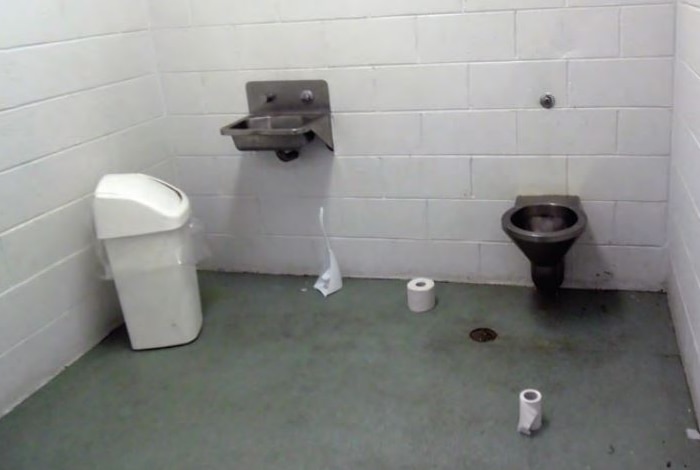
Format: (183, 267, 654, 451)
(469, 328, 498, 343)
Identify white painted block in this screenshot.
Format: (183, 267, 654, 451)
(671, 124, 700, 210)
(669, 170, 700, 277)
(428, 200, 511, 241)
(416, 240, 480, 280)
(326, 18, 417, 67)
(152, 27, 238, 72)
(260, 198, 427, 239)
(678, 4, 700, 74)
(0, 0, 149, 48)
(614, 202, 667, 246)
(0, 250, 101, 354)
(259, 151, 384, 198)
(190, 0, 277, 25)
(279, 0, 462, 19)
(420, 111, 517, 155)
(417, 13, 515, 63)
(168, 115, 243, 156)
(517, 110, 617, 155)
(276, 1, 362, 21)
(334, 113, 421, 156)
(202, 235, 318, 274)
(568, 157, 668, 201)
(569, 0, 673, 6)
(332, 238, 479, 281)
(369, 0, 462, 16)
(0, 121, 164, 233)
(322, 68, 377, 112)
(568, 245, 666, 291)
(675, 64, 700, 142)
(108, 119, 171, 174)
(204, 234, 320, 275)
(464, 0, 565, 11)
(579, 201, 615, 245)
(326, 157, 385, 198)
(569, 59, 674, 107)
(199, 70, 277, 114)
(144, 159, 178, 185)
(374, 65, 469, 111)
(176, 157, 220, 196)
(279, 0, 461, 21)
(161, 73, 205, 115)
(237, 22, 326, 69)
(670, 213, 700, 316)
(190, 196, 263, 237)
(0, 286, 119, 415)
(1, 198, 94, 287)
(241, 152, 317, 198)
(247, 236, 320, 275)
(479, 243, 531, 285)
(517, 8, 619, 59)
(0, 76, 162, 171)
(0, 242, 9, 294)
(471, 157, 566, 199)
(0, 33, 154, 111)
(668, 238, 700, 422)
(618, 109, 672, 156)
(328, 199, 428, 239)
(621, 5, 675, 57)
(331, 238, 425, 279)
(381, 156, 471, 199)
(259, 197, 329, 237)
(470, 61, 567, 109)
(277, 68, 376, 112)
(0, 153, 78, 233)
(217, 156, 265, 197)
(149, 0, 190, 28)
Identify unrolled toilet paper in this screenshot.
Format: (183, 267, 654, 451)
(314, 207, 342, 297)
(518, 389, 543, 436)
(407, 278, 435, 313)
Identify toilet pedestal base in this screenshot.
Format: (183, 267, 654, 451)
(531, 261, 564, 294)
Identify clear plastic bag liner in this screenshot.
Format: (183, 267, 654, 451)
(187, 217, 212, 265)
(95, 239, 114, 280)
(97, 217, 211, 280)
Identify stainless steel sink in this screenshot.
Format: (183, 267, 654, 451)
(221, 114, 325, 151)
(220, 81, 334, 161)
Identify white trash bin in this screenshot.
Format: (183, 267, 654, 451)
(94, 174, 203, 350)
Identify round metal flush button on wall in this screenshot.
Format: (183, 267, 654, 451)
(540, 93, 556, 109)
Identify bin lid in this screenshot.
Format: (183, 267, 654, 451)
(93, 174, 191, 239)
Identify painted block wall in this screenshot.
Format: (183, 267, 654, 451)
(152, 0, 675, 290)
(0, 1, 169, 413)
(668, 0, 700, 422)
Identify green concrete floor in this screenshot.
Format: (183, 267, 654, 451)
(1, 273, 699, 469)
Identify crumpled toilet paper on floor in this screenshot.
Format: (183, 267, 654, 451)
(314, 207, 342, 297)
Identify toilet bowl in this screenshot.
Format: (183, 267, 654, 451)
(501, 195, 587, 293)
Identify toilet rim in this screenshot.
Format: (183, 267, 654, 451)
(501, 203, 588, 244)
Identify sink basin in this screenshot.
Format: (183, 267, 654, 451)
(219, 80, 334, 159)
(220, 114, 324, 151)
(242, 115, 317, 131)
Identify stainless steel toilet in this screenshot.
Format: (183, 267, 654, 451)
(501, 195, 587, 293)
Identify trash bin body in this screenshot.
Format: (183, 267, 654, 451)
(94, 174, 203, 350)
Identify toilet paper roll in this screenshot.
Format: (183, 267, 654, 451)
(518, 389, 543, 436)
(407, 278, 435, 313)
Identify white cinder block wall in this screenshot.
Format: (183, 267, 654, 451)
(668, 0, 700, 422)
(152, 0, 675, 290)
(0, 1, 170, 413)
